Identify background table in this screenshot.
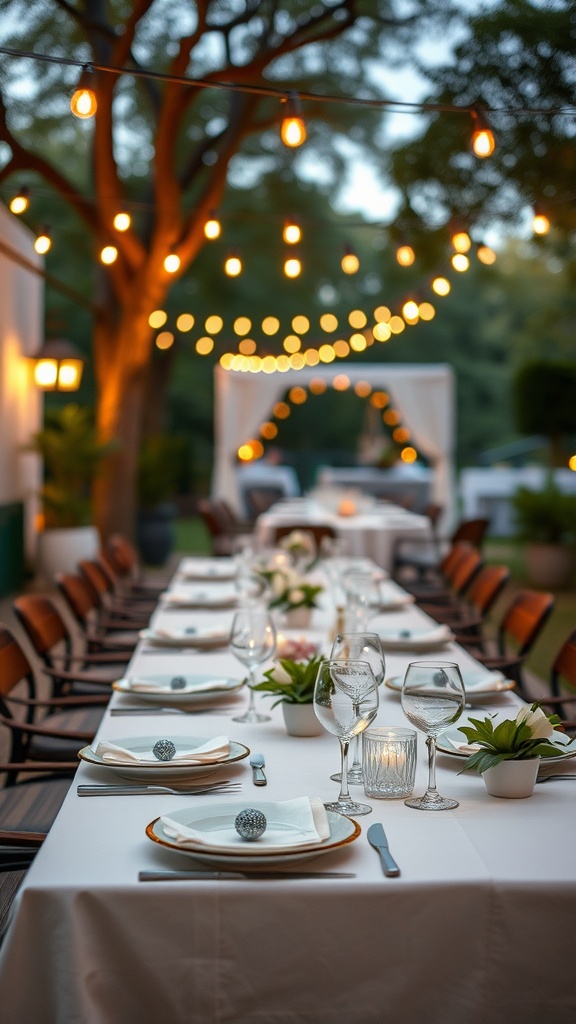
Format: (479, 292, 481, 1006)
(0, 558, 575, 1024)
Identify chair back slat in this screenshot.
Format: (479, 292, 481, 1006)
(465, 564, 510, 616)
(13, 595, 69, 659)
(499, 589, 554, 656)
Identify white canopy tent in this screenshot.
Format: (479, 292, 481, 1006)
(213, 362, 456, 524)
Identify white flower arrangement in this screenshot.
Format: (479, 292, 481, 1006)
(258, 566, 323, 611)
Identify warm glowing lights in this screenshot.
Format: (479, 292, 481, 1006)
(260, 421, 278, 440)
(333, 339, 350, 358)
(176, 313, 194, 332)
(33, 360, 58, 388)
(354, 381, 372, 398)
(290, 352, 306, 369)
(283, 335, 301, 354)
(320, 313, 338, 332)
(305, 349, 320, 366)
(477, 244, 497, 265)
(418, 302, 435, 321)
(284, 256, 302, 278)
(238, 441, 263, 462)
(371, 391, 389, 409)
(283, 220, 301, 244)
(402, 300, 419, 323)
(113, 212, 131, 232)
(220, 353, 234, 369)
(383, 409, 401, 426)
(333, 374, 350, 391)
(401, 446, 418, 463)
(388, 315, 405, 334)
(451, 231, 471, 254)
(204, 213, 221, 240)
(396, 244, 415, 267)
(373, 322, 391, 342)
(432, 276, 451, 296)
(234, 316, 251, 335)
(32, 340, 84, 392)
(569, 455, 576, 472)
(9, 187, 29, 214)
(451, 253, 470, 272)
(156, 331, 174, 350)
(225, 255, 242, 276)
(374, 305, 391, 322)
(34, 229, 51, 255)
(289, 386, 307, 404)
(349, 309, 367, 329)
(239, 338, 256, 355)
(341, 248, 360, 274)
(164, 253, 181, 273)
(273, 402, 291, 419)
(262, 316, 280, 335)
(100, 245, 118, 265)
(319, 344, 336, 363)
(533, 209, 550, 235)
(280, 93, 306, 148)
(292, 315, 309, 334)
(393, 427, 411, 443)
(70, 69, 97, 119)
(196, 336, 214, 355)
(471, 108, 496, 158)
(205, 315, 223, 334)
(350, 333, 367, 352)
(309, 378, 327, 395)
(262, 356, 277, 373)
(149, 310, 167, 329)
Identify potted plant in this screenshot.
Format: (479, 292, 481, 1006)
(511, 481, 576, 588)
(25, 404, 117, 578)
(136, 434, 188, 566)
(253, 655, 324, 736)
(458, 703, 564, 798)
(277, 529, 317, 572)
(259, 567, 324, 628)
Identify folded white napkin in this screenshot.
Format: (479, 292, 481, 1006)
(444, 735, 481, 755)
(142, 627, 229, 645)
(379, 624, 453, 649)
(161, 796, 330, 853)
(464, 671, 507, 693)
(125, 676, 233, 694)
(379, 583, 415, 610)
(179, 563, 235, 581)
(94, 735, 230, 766)
(160, 589, 237, 607)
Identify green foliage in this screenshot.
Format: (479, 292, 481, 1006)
(458, 704, 564, 774)
(513, 361, 576, 465)
(253, 655, 324, 707)
(26, 404, 117, 528)
(511, 481, 576, 545)
(137, 435, 189, 508)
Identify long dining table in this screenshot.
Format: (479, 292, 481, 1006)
(0, 555, 575, 1024)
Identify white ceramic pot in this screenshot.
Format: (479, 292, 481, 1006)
(282, 702, 323, 737)
(482, 757, 540, 799)
(36, 526, 100, 582)
(284, 607, 313, 629)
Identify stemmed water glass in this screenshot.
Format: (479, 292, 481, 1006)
(342, 571, 381, 631)
(229, 607, 277, 724)
(329, 632, 385, 784)
(401, 660, 465, 810)
(313, 658, 379, 816)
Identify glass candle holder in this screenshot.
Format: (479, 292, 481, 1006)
(363, 727, 417, 799)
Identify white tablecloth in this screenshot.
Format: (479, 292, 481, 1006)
(1, 557, 575, 1024)
(256, 499, 431, 572)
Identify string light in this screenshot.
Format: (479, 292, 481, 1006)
(70, 66, 97, 119)
(477, 243, 497, 265)
(280, 92, 306, 148)
(471, 106, 496, 157)
(341, 246, 360, 274)
(164, 253, 181, 273)
(9, 186, 29, 214)
(451, 253, 469, 272)
(100, 244, 118, 264)
(402, 300, 419, 323)
(113, 211, 131, 231)
(396, 243, 415, 267)
(432, 276, 451, 296)
(176, 313, 194, 331)
(284, 256, 302, 278)
(451, 229, 472, 253)
(156, 331, 174, 350)
(204, 212, 221, 239)
(149, 310, 167, 328)
(34, 227, 51, 254)
(225, 254, 242, 276)
(532, 205, 550, 235)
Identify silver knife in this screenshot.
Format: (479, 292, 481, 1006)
(139, 870, 355, 881)
(367, 822, 400, 877)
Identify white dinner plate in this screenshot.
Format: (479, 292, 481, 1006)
(159, 590, 238, 609)
(377, 587, 416, 613)
(113, 674, 244, 705)
(146, 802, 360, 867)
(378, 626, 454, 652)
(385, 673, 516, 701)
(177, 563, 236, 582)
(436, 726, 576, 765)
(78, 734, 250, 781)
(139, 627, 229, 649)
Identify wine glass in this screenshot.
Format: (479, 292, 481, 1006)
(400, 660, 465, 810)
(229, 607, 277, 723)
(329, 632, 385, 784)
(313, 658, 379, 816)
(342, 571, 381, 631)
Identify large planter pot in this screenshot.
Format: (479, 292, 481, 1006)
(524, 543, 575, 589)
(284, 607, 313, 629)
(282, 702, 323, 737)
(136, 503, 176, 566)
(482, 757, 540, 799)
(36, 525, 100, 580)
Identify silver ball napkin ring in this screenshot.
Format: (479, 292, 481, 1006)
(152, 739, 177, 761)
(234, 808, 267, 841)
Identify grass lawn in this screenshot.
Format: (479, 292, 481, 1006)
(172, 520, 576, 691)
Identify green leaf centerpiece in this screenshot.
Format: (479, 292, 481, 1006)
(458, 703, 565, 775)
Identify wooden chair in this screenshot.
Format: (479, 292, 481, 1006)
(55, 572, 141, 654)
(456, 589, 555, 695)
(538, 630, 576, 732)
(394, 516, 490, 581)
(13, 594, 126, 699)
(402, 540, 477, 601)
(105, 532, 170, 595)
(79, 557, 155, 621)
(197, 498, 251, 556)
(244, 486, 284, 520)
(420, 563, 511, 630)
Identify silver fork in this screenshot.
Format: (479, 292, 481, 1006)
(77, 781, 242, 796)
(536, 774, 576, 784)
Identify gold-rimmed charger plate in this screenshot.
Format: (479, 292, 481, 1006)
(113, 674, 244, 705)
(78, 734, 249, 781)
(146, 801, 360, 868)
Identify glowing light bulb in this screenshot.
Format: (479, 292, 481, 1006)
(113, 212, 131, 232)
(70, 68, 97, 119)
(283, 220, 301, 244)
(9, 187, 29, 214)
(533, 208, 550, 235)
(164, 253, 181, 273)
(34, 228, 51, 255)
(100, 245, 118, 265)
(204, 213, 221, 239)
(280, 94, 306, 148)
(451, 253, 470, 272)
(471, 108, 495, 158)
(341, 248, 359, 274)
(284, 256, 301, 278)
(432, 276, 451, 296)
(225, 255, 242, 277)
(396, 244, 415, 267)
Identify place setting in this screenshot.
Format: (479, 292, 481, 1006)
(77, 732, 250, 783)
(112, 672, 245, 709)
(158, 586, 239, 610)
(139, 624, 231, 650)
